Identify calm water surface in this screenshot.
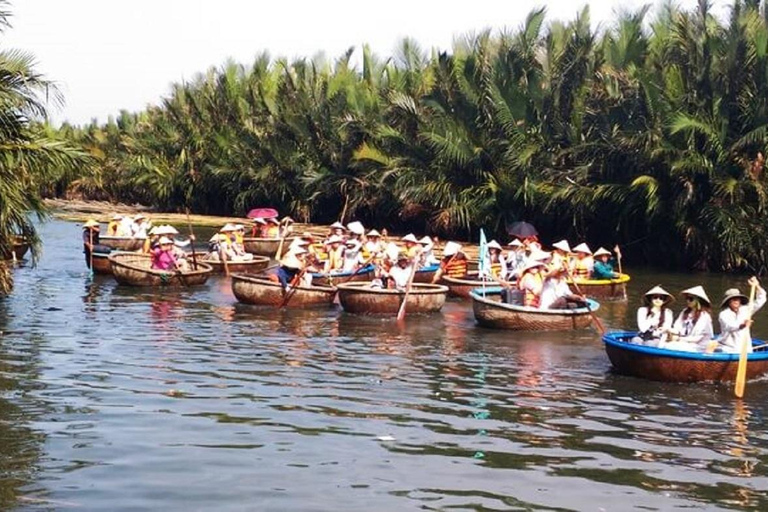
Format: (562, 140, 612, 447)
(1, 219, 768, 511)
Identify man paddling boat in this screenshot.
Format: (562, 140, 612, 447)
(717, 277, 766, 354)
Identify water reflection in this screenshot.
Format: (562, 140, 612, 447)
(1, 219, 767, 510)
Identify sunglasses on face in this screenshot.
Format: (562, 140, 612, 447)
(650, 296, 665, 301)
(686, 297, 696, 302)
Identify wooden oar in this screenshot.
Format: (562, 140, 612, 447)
(274, 218, 291, 260)
(614, 244, 626, 300)
(735, 282, 758, 398)
(397, 252, 421, 322)
(564, 267, 606, 334)
(88, 229, 94, 277)
(185, 209, 198, 270)
(279, 267, 308, 308)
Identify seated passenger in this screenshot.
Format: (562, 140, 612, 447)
(716, 277, 766, 353)
(664, 286, 713, 352)
(631, 286, 674, 346)
(482, 240, 507, 280)
(592, 247, 619, 279)
(385, 252, 414, 291)
(151, 237, 178, 271)
(323, 235, 346, 273)
(570, 243, 593, 279)
(539, 267, 588, 309)
(431, 242, 468, 283)
(517, 260, 546, 308)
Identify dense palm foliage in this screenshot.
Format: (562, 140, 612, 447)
(54, 1, 768, 272)
(0, 2, 87, 294)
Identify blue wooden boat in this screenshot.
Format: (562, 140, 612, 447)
(603, 331, 768, 382)
(311, 264, 375, 287)
(413, 263, 440, 283)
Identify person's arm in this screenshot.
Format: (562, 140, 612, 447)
(678, 313, 713, 347)
(637, 307, 653, 333)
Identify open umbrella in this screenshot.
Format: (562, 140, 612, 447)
(507, 221, 538, 238)
(246, 207, 278, 219)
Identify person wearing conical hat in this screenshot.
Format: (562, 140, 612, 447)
(401, 234, 420, 259)
(384, 250, 414, 291)
(329, 221, 347, 239)
(251, 217, 267, 237)
(482, 240, 507, 280)
(631, 286, 675, 346)
(276, 247, 309, 290)
(363, 229, 384, 260)
(548, 240, 571, 274)
(517, 259, 547, 308)
(431, 242, 467, 283)
(82, 219, 110, 268)
(264, 218, 280, 238)
(570, 243, 593, 280)
(505, 239, 526, 278)
(665, 286, 714, 352)
(342, 239, 366, 273)
(591, 247, 619, 279)
(716, 277, 766, 354)
(540, 265, 588, 310)
(151, 236, 179, 271)
(347, 221, 365, 240)
(107, 214, 122, 236)
(417, 236, 439, 267)
(323, 235, 346, 273)
(131, 213, 151, 238)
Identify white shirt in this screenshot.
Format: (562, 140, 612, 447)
(717, 288, 766, 353)
(342, 250, 366, 272)
(667, 309, 713, 351)
(388, 264, 413, 290)
(636, 306, 674, 340)
(539, 277, 572, 309)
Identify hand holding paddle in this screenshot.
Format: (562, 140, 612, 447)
(279, 266, 308, 308)
(564, 266, 605, 334)
(735, 278, 759, 398)
(397, 250, 421, 322)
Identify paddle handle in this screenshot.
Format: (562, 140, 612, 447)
(280, 267, 307, 308)
(565, 267, 605, 334)
(185, 209, 198, 270)
(397, 253, 420, 321)
(88, 229, 94, 274)
(735, 282, 758, 398)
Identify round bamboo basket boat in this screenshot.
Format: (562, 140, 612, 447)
(242, 237, 296, 257)
(567, 273, 630, 301)
(91, 251, 113, 275)
(231, 274, 337, 308)
(441, 271, 504, 298)
(336, 282, 448, 315)
(2, 240, 30, 261)
(311, 264, 375, 287)
(203, 254, 271, 274)
(471, 287, 599, 331)
(108, 252, 212, 287)
(412, 263, 440, 283)
(604, 332, 768, 382)
(100, 236, 146, 252)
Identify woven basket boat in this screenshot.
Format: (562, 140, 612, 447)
(311, 264, 375, 287)
(2, 240, 30, 261)
(567, 273, 630, 301)
(99, 236, 146, 252)
(242, 237, 296, 257)
(91, 251, 114, 275)
(336, 282, 448, 315)
(203, 254, 271, 275)
(412, 263, 440, 283)
(603, 331, 768, 382)
(441, 271, 506, 298)
(231, 274, 337, 308)
(471, 287, 599, 331)
(108, 252, 212, 287)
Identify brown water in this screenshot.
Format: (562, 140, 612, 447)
(1, 219, 767, 511)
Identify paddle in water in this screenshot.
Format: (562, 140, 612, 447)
(397, 251, 421, 322)
(564, 266, 606, 334)
(735, 280, 758, 398)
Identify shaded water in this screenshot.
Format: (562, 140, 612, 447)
(1, 219, 768, 511)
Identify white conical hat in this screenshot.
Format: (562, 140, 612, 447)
(681, 285, 711, 305)
(153, 225, 178, 236)
(418, 236, 433, 245)
(347, 221, 365, 235)
(593, 247, 612, 257)
(530, 250, 551, 261)
(644, 285, 673, 304)
(385, 242, 400, 261)
(402, 233, 419, 244)
(443, 241, 463, 257)
(508, 239, 523, 247)
(572, 243, 592, 254)
(487, 240, 502, 250)
(280, 252, 304, 269)
(219, 224, 237, 232)
(552, 240, 571, 252)
(252, 218, 266, 224)
(326, 235, 344, 244)
(330, 221, 346, 230)
(367, 229, 381, 237)
(158, 236, 173, 245)
(520, 259, 547, 274)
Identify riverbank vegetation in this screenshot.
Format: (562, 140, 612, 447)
(0, 2, 86, 294)
(41, 1, 768, 273)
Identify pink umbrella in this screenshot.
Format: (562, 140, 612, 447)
(246, 208, 278, 219)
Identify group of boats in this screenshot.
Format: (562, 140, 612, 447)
(79, 231, 768, 389)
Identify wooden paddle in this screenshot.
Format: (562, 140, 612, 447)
(397, 251, 421, 322)
(88, 229, 94, 276)
(735, 281, 758, 398)
(279, 266, 308, 308)
(274, 218, 291, 260)
(564, 267, 606, 334)
(614, 244, 626, 300)
(185, 209, 198, 270)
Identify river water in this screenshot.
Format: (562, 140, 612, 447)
(1, 219, 767, 511)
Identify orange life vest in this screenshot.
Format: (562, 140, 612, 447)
(443, 257, 468, 279)
(519, 272, 544, 307)
(572, 257, 592, 279)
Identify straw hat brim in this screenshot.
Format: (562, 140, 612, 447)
(720, 289, 749, 309)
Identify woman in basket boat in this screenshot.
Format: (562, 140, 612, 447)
(151, 237, 182, 271)
(505, 239, 527, 279)
(631, 286, 675, 346)
(660, 286, 714, 352)
(417, 236, 439, 268)
(591, 247, 620, 279)
(570, 243, 593, 279)
(431, 242, 469, 283)
(482, 240, 507, 280)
